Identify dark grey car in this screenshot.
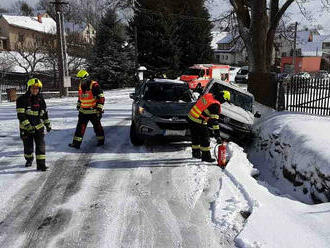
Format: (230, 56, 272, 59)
(234, 66, 249, 84)
(129, 78, 195, 145)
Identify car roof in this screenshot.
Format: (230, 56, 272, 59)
(147, 78, 187, 85)
(211, 79, 254, 98)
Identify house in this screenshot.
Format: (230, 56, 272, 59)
(0, 14, 56, 51)
(64, 21, 96, 45)
(212, 31, 247, 66)
(280, 29, 330, 73)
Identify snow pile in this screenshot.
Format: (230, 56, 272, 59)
(224, 142, 330, 248)
(249, 111, 330, 203)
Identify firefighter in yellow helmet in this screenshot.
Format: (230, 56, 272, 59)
(187, 89, 230, 162)
(16, 78, 51, 171)
(69, 70, 105, 149)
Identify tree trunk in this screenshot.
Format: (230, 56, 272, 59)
(247, 0, 277, 108)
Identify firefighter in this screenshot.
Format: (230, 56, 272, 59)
(16, 78, 51, 171)
(187, 88, 231, 162)
(68, 69, 105, 149)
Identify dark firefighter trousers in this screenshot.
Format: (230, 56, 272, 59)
(72, 112, 104, 146)
(188, 120, 211, 153)
(21, 130, 46, 169)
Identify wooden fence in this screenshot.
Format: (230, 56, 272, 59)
(278, 77, 330, 115)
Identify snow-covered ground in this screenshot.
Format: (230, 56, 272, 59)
(0, 89, 330, 247)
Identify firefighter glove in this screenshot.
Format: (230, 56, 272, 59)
(26, 125, 35, 134)
(97, 112, 102, 120)
(46, 125, 51, 133)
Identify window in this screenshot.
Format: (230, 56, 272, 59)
(221, 55, 224, 60)
(216, 55, 220, 62)
(282, 52, 287, 57)
(323, 42, 330, 49)
(225, 55, 228, 60)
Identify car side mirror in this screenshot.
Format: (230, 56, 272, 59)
(254, 111, 261, 118)
(129, 93, 137, 100)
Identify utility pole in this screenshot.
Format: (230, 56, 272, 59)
(292, 22, 298, 74)
(51, 0, 70, 97)
(132, 0, 138, 71)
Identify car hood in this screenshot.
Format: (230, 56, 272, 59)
(180, 75, 198, 82)
(142, 101, 194, 117)
(221, 102, 254, 125)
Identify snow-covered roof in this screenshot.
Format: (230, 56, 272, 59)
(297, 34, 330, 56)
(1, 15, 56, 34)
(211, 31, 228, 50)
(217, 33, 234, 44)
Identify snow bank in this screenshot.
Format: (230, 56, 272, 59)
(250, 111, 330, 203)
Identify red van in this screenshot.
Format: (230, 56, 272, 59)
(180, 64, 230, 90)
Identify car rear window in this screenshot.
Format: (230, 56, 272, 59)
(143, 83, 193, 102)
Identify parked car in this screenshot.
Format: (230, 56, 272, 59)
(234, 66, 249, 84)
(296, 72, 311, 79)
(229, 66, 241, 82)
(202, 79, 260, 141)
(129, 78, 196, 145)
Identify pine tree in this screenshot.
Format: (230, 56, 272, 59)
(175, 0, 213, 69)
(129, 0, 213, 77)
(88, 8, 135, 89)
(129, 0, 182, 77)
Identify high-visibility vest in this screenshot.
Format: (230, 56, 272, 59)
(78, 81, 98, 109)
(188, 93, 220, 124)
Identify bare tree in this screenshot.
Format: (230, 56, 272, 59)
(3, 40, 49, 77)
(223, 0, 297, 107)
(11, 0, 34, 16)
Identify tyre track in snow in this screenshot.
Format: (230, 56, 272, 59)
(47, 115, 234, 247)
(0, 119, 129, 247)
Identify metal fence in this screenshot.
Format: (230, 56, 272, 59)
(0, 71, 80, 96)
(278, 77, 330, 115)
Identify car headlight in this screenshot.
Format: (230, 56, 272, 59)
(138, 107, 153, 117)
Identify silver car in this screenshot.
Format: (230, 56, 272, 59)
(129, 78, 196, 145)
(202, 79, 260, 141)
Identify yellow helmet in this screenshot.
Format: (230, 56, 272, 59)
(27, 78, 42, 88)
(76, 69, 89, 79)
(222, 90, 231, 101)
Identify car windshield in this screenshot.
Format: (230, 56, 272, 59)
(238, 69, 249, 75)
(143, 83, 193, 102)
(182, 68, 204, 77)
(211, 84, 253, 112)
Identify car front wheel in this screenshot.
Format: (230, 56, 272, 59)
(130, 122, 144, 146)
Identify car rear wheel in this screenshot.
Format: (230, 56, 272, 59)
(130, 122, 144, 146)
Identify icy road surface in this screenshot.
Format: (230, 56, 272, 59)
(0, 89, 247, 247)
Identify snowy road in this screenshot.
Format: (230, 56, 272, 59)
(0, 89, 247, 247)
(2, 88, 330, 248)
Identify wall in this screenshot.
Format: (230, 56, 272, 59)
(281, 56, 322, 73)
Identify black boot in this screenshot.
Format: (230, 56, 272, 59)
(25, 160, 33, 167)
(97, 140, 104, 146)
(201, 151, 216, 163)
(37, 165, 48, 171)
(68, 143, 80, 149)
(192, 149, 201, 159)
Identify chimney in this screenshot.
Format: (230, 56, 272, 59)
(37, 14, 42, 23)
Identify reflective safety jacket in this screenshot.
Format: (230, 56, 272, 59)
(188, 93, 221, 135)
(16, 92, 50, 133)
(77, 80, 105, 114)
